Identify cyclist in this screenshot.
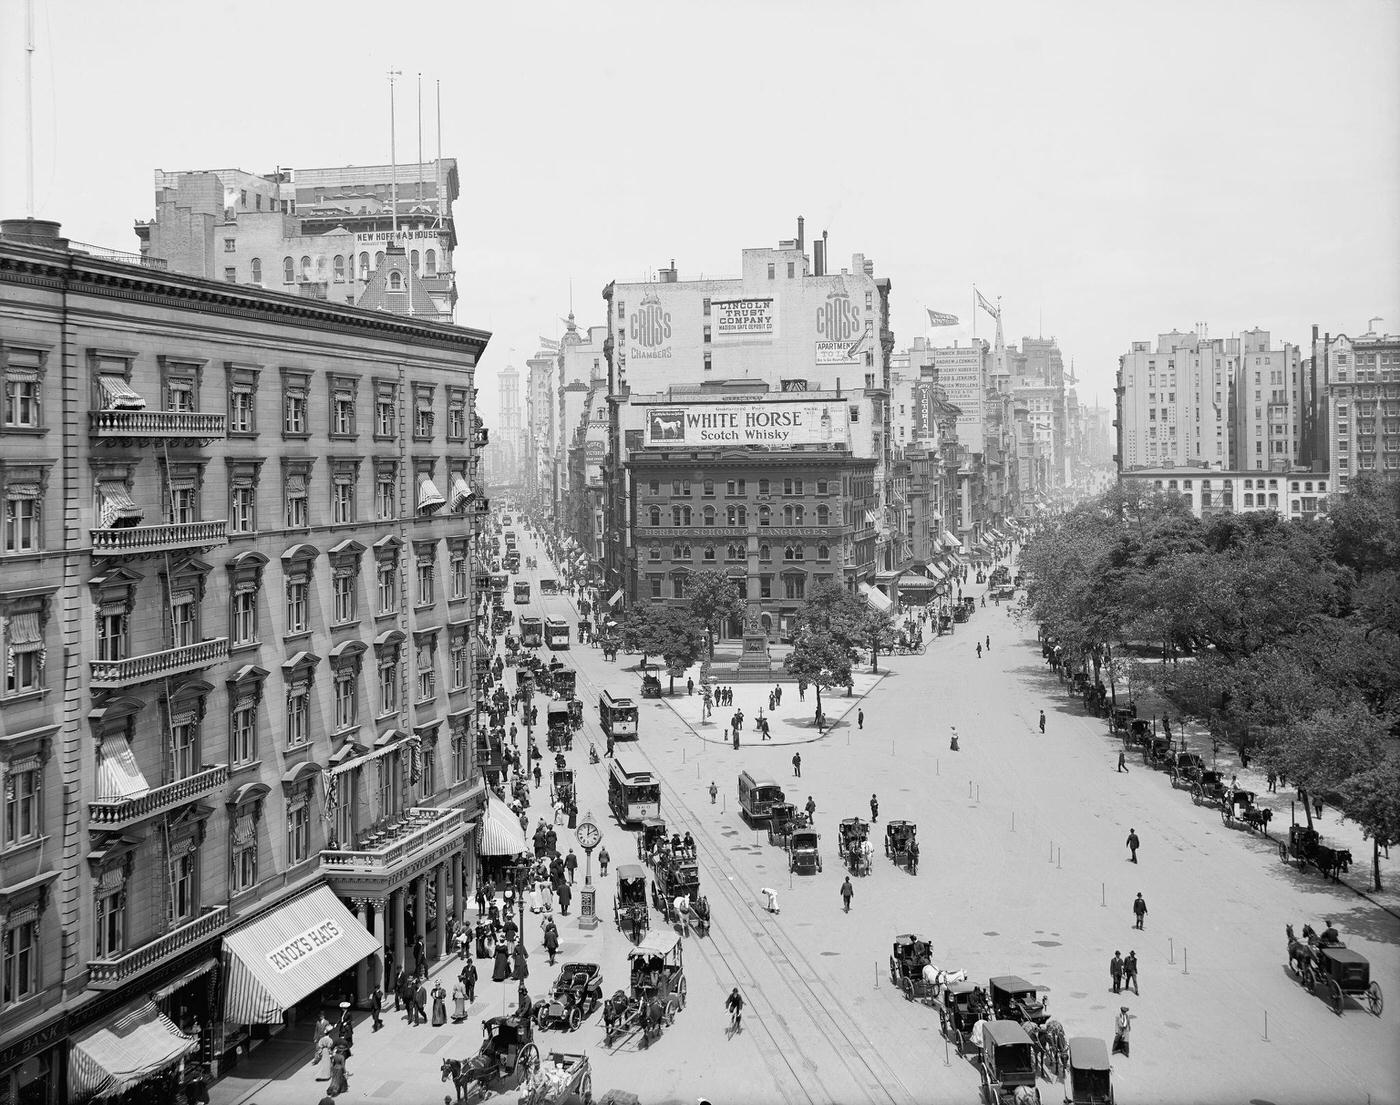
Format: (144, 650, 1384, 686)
(725, 987, 744, 1032)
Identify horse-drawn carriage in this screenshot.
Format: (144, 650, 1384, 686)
(1280, 823, 1353, 880)
(517, 1051, 593, 1105)
(766, 802, 799, 848)
(651, 853, 702, 919)
(637, 817, 669, 866)
(551, 769, 576, 809)
(547, 702, 573, 751)
(1221, 787, 1272, 833)
(889, 934, 934, 1000)
(1285, 924, 1383, 1016)
(885, 820, 919, 873)
(789, 826, 822, 874)
(988, 975, 1050, 1025)
(1124, 717, 1151, 747)
(1109, 706, 1133, 737)
(553, 668, 577, 699)
(441, 1013, 540, 1102)
(567, 697, 584, 729)
(839, 817, 873, 875)
(603, 930, 686, 1047)
(1191, 769, 1229, 809)
(599, 635, 620, 662)
(980, 1019, 1042, 1104)
(532, 963, 604, 1032)
(1169, 750, 1206, 789)
(1066, 1036, 1114, 1104)
(1143, 734, 1173, 769)
(613, 865, 649, 940)
(937, 981, 989, 1054)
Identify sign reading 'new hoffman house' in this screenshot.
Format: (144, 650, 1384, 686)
(644, 401, 850, 447)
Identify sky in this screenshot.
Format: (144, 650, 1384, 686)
(2, 0, 1397, 422)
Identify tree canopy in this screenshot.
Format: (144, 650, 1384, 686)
(686, 570, 745, 659)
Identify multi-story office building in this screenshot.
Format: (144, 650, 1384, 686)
(0, 218, 490, 1103)
(1123, 468, 1331, 521)
(524, 350, 556, 513)
(135, 160, 459, 322)
(482, 363, 523, 494)
(1327, 324, 1400, 491)
(1116, 328, 1237, 471)
(1232, 328, 1300, 472)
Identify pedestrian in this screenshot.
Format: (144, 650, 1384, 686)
(431, 981, 447, 1026)
(413, 933, 427, 978)
(870, 794, 879, 823)
(558, 881, 572, 915)
(327, 1047, 349, 1098)
(805, 795, 816, 822)
(858, 709, 864, 730)
(414, 977, 429, 1026)
(393, 965, 407, 1011)
(461, 958, 478, 1003)
(976, 643, 982, 659)
(1112, 1007, 1134, 1057)
(949, 726, 960, 752)
(475, 883, 489, 920)
(687, 677, 695, 696)
(452, 980, 468, 1022)
(985, 635, 990, 650)
(543, 919, 559, 965)
(370, 984, 383, 1031)
(761, 886, 780, 913)
(840, 876, 854, 913)
(792, 751, 802, 778)
(1117, 750, 1127, 773)
(1110, 951, 1123, 993)
(1038, 710, 1046, 734)
(1132, 892, 1147, 930)
(1266, 770, 1277, 793)
(564, 848, 578, 885)
(709, 781, 718, 804)
(599, 845, 610, 876)
(314, 1012, 332, 1050)
(312, 1030, 334, 1079)
(1126, 828, 1140, 863)
(511, 940, 529, 981)
(1313, 794, 1324, 819)
(1124, 950, 1139, 994)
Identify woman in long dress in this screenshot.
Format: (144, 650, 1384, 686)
(511, 940, 529, 981)
(431, 982, 448, 1026)
(492, 941, 511, 982)
(452, 981, 467, 1022)
(327, 1048, 349, 1097)
(528, 882, 543, 914)
(539, 880, 555, 914)
(312, 1032, 334, 1080)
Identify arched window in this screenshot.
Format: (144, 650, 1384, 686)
(817, 504, 830, 525)
(794, 505, 804, 524)
(300, 256, 312, 280)
(817, 544, 831, 560)
(375, 251, 385, 269)
(671, 505, 691, 526)
(759, 506, 771, 527)
(784, 545, 798, 561)
(282, 256, 294, 283)
(702, 506, 716, 526)
(425, 249, 437, 275)
(702, 546, 716, 562)
(250, 257, 262, 283)
(315, 256, 327, 278)
(411, 249, 420, 272)
(649, 506, 661, 527)
(388, 271, 404, 291)
(359, 252, 370, 279)
(759, 544, 771, 561)
(783, 506, 794, 525)
(333, 255, 346, 281)
(727, 544, 743, 561)
(726, 505, 747, 526)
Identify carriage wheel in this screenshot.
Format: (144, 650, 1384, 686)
(1328, 978, 1345, 1015)
(889, 958, 898, 985)
(517, 1043, 541, 1082)
(1278, 841, 1288, 862)
(679, 976, 688, 1008)
(580, 1073, 593, 1105)
(1367, 981, 1383, 1016)
(1299, 963, 1314, 990)
(665, 996, 680, 1025)
(1220, 807, 1232, 826)
(903, 978, 915, 1001)
(1192, 783, 1204, 806)
(568, 1006, 581, 1031)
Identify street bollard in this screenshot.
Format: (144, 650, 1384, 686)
(1101, 883, 1106, 907)
(1049, 840, 1053, 863)
(976, 785, 980, 803)
(968, 781, 973, 798)
(875, 961, 879, 988)
(1056, 847, 1061, 869)
(1011, 811, 1015, 832)
(1263, 1009, 1269, 1042)
(944, 1037, 950, 1067)
(1169, 938, 1174, 964)
(1183, 946, 1189, 975)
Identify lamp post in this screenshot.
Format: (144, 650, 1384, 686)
(575, 810, 601, 930)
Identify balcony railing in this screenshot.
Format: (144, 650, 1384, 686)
(89, 409, 227, 441)
(473, 427, 490, 447)
(87, 906, 228, 990)
(89, 765, 229, 830)
(320, 807, 465, 874)
(71, 240, 170, 270)
(91, 519, 229, 556)
(90, 638, 230, 689)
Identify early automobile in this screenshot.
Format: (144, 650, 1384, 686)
(789, 827, 822, 874)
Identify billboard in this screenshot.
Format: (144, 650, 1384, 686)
(936, 348, 986, 450)
(712, 298, 774, 338)
(643, 401, 849, 448)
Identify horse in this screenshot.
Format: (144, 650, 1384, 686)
(1242, 806, 1273, 834)
(924, 964, 968, 989)
(672, 895, 691, 936)
(1033, 1017, 1068, 1078)
(1286, 923, 1318, 975)
(686, 896, 711, 935)
(639, 995, 670, 1047)
(1315, 844, 1353, 880)
(602, 990, 631, 1043)
(858, 839, 874, 875)
(441, 1056, 488, 1102)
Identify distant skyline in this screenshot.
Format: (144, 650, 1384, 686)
(2, 0, 1396, 424)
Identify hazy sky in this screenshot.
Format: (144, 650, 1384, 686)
(2, 0, 1397, 421)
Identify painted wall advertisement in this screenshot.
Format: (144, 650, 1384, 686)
(643, 401, 850, 448)
(813, 282, 867, 364)
(626, 289, 674, 361)
(712, 297, 775, 337)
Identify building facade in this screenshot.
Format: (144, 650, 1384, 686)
(1117, 328, 1237, 471)
(482, 363, 523, 495)
(0, 218, 490, 1103)
(1325, 325, 1400, 492)
(1231, 328, 1300, 472)
(1122, 468, 1331, 521)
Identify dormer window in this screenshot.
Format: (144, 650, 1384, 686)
(388, 271, 404, 292)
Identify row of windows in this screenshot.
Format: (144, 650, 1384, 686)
(644, 477, 831, 497)
(238, 249, 440, 286)
(647, 543, 832, 562)
(644, 504, 833, 527)
(646, 572, 830, 601)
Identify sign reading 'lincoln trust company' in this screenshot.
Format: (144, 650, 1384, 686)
(644, 401, 849, 448)
(266, 918, 346, 974)
(712, 298, 774, 337)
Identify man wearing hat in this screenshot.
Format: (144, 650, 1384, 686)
(1112, 1006, 1134, 1056)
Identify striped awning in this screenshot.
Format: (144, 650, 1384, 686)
(448, 473, 471, 512)
(98, 376, 147, 411)
(896, 573, 937, 589)
(940, 532, 962, 552)
(858, 581, 893, 613)
(222, 886, 381, 1025)
(417, 477, 446, 514)
(96, 733, 150, 800)
(69, 999, 197, 1102)
(97, 481, 144, 527)
(477, 798, 528, 857)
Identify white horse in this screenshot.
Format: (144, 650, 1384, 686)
(672, 895, 691, 935)
(859, 839, 874, 873)
(923, 964, 968, 988)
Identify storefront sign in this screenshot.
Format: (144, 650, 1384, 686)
(266, 919, 346, 973)
(353, 228, 448, 245)
(642, 401, 850, 448)
(713, 298, 774, 337)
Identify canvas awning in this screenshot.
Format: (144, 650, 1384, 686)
(222, 886, 381, 1024)
(939, 532, 962, 552)
(477, 799, 528, 856)
(69, 999, 197, 1101)
(97, 376, 147, 411)
(448, 473, 472, 512)
(896, 573, 937, 590)
(417, 477, 446, 514)
(96, 481, 144, 527)
(95, 733, 151, 800)
(858, 582, 892, 613)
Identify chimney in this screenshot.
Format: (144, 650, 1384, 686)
(797, 215, 805, 253)
(821, 230, 829, 276)
(1, 218, 67, 248)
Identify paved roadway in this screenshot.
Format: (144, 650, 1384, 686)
(216, 524, 1400, 1105)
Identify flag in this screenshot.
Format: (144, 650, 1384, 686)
(926, 309, 960, 327)
(538, 336, 562, 351)
(845, 332, 871, 360)
(975, 289, 1000, 320)
(607, 589, 624, 607)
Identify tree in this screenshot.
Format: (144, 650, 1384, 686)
(853, 606, 899, 673)
(621, 602, 705, 694)
(1337, 751, 1400, 891)
(686, 570, 744, 659)
(783, 631, 853, 729)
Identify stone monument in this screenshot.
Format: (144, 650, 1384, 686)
(738, 603, 772, 673)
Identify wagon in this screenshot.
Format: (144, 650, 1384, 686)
(766, 802, 798, 847)
(518, 1050, 593, 1105)
(789, 827, 822, 874)
(441, 1014, 539, 1101)
(885, 820, 919, 873)
(637, 818, 669, 866)
(1124, 717, 1151, 747)
(988, 975, 1050, 1024)
(567, 698, 584, 729)
(1220, 788, 1258, 827)
(1169, 751, 1206, 789)
(651, 853, 701, 917)
(980, 1019, 1041, 1104)
(551, 769, 576, 809)
(936, 981, 987, 1053)
(1294, 938, 1383, 1016)
(625, 929, 686, 1037)
(1143, 734, 1173, 768)
(1109, 706, 1133, 736)
(613, 865, 649, 939)
(554, 668, 577, 698)
(889, 933, 935, 1001)
(547, 702, 572, 751)
(1066, 1036, 1113, 1104)
(533, 963, 603, 1032)
(839, 817, 872, 875)
(1191, 769, 1228, 809)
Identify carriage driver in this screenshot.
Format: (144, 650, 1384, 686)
(1318, 918, 1341, 947)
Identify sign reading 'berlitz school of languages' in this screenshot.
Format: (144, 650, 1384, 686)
(265, 919, 345, 973)
(644, 401, 849, 447)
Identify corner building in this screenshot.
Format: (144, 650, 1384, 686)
(0, 219, 490, 1102)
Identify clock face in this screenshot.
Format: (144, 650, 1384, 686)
(576, 821, 601, 849)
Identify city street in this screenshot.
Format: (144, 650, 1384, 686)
(217, 526, 1400, 1105)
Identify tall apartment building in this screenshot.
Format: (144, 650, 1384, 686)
(1232, 328, 1300, 471)
(135, 160, 459, 322)
(1116, 329, 1236, 471)
(1327, 324, 1400, 491)
(0, 219, 490, 1104)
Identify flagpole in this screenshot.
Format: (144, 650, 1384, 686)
(972, 287, 978, 341)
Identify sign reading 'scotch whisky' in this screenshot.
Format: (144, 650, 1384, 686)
(643, 401, 849, 448)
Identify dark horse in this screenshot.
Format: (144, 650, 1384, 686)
(602, 990, 632, 1044)
(441, 1056, 487, 1102)
(1315, 844, 1353, 881)
(639, 994, 670, 1047)
(1286, 923, 1318, 975)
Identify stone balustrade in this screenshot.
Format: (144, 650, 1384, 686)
(319, 807, 465, 874)
(91, 519, 228, 555)
(89, 637, 229, 688)
(89, 764, 229, 830)
(86, 906, 229, 990)
(88, 409, 227, 439)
